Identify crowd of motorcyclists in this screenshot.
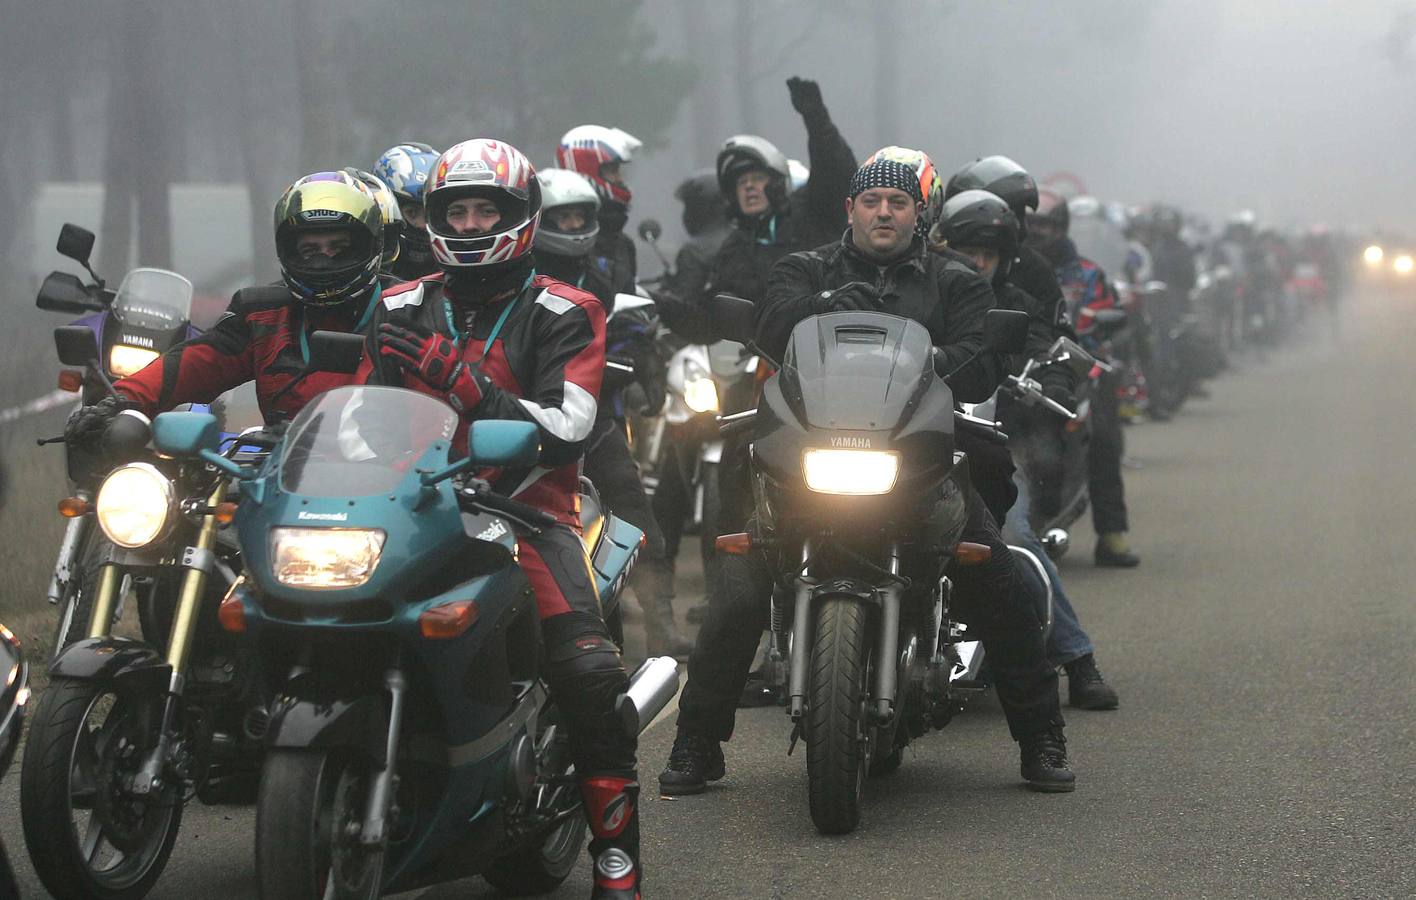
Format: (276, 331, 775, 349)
(13, 75, 1355, 899)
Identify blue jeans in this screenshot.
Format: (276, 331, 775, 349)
(1004, 469, 1095, 666)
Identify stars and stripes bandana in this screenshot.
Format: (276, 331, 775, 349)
(849, 159, 924, 203)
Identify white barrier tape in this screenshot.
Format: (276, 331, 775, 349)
(0, 389, 76, 425)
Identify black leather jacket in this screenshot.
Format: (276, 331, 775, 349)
(757, 234, 1001, 403)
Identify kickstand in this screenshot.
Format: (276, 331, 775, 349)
(786, 720, 803, 756)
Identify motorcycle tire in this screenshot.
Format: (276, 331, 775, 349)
(806, 595, 874, 835)
(20, 677, 182, 900)
(257, 749, 385, 900)
(482, 812, 586, 895)
(50, 528, 109, 662)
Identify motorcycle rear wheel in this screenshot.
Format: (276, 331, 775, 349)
(257, 749, 384, 900)
(806, 595, 874, 835)
(20, 677, 182, 900)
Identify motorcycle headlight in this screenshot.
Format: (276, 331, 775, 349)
(96, 463, 174, 548)
(270, 528, 386, 589)
(1395, 254, 1413, 275)
(802, 448, 900, 496)
(1363, 245, 1384, 266)
(683, 366, 719, 414)
(108, 344, 160, 377)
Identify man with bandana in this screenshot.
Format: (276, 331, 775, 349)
(658, 158, 1075, 797)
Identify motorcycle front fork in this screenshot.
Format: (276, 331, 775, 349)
(131, 481, 227, 796)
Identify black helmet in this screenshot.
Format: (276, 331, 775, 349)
(675, 169, 728, 236)
(945, 156, 1039, 227)
(935, 190, 1020, 263)
(716, 135, 791, 217)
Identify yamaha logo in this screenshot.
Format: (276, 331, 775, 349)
(120, 334, 155, 348)
(829, 436, 873, 449)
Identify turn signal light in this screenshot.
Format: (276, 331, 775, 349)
(218, 596, 246, 633)
(954, 542, 993, 565)
(214, 502, 239, 525)
(58, 370, 84, 393)
(58, 497, 91, 518)
(715, 533, 753, 554)
(419, 600, 479, 639)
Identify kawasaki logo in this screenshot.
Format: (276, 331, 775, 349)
(829, 436, 873, 449)
(297, 511, 348, 522)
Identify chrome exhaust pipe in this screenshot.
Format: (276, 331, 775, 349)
(617, 656, 681, 735)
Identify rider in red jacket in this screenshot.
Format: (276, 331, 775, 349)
(357, 139, 642, 900)
(64, 172, 390, 445)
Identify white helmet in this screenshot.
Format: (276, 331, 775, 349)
(555, 125, 643, 208)
(787, 159, 810, 194)
(536, 168, 601, 258)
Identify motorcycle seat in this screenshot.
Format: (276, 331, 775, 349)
(579, 476, 605, 552)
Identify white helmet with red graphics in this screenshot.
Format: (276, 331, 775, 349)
(425, 139, 542, 269)
(555, 125, 642, 209)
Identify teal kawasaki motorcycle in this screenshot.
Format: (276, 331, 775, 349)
(160, 383, 676, 898)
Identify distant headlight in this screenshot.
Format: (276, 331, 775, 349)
(1395, 255, 1413, 275)
(1363, 245, 1384, 266)
(270, 528, 386, 589)
(802, 448, 900, 495)
(108, 345, 160, 377)
(96, 463, 174, 548)
(683, 369, 719, 413)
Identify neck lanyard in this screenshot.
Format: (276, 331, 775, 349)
(755, 215, 778, 246)
(298, 283, 382, 364)
(446, 270, 535, 365)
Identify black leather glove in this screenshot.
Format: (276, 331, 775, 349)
(63, 396, 130, 450)
(813, 281, 880, 314)
(786, 77, 828, 126)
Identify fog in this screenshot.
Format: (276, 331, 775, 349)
(0, 0, 1412, 306)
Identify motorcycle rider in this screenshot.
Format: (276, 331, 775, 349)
(935, 189, 1119, 710)
(535, 166, 691, 658)
(358, 139, 642, 899)
(1027, 189, 1141, 568)
(653, 170, 732, 343)
(660, 158, 1075, 796)
(373, 141, 442, 280)
(63, 171, 389, 446)
(556, 124, 643, 294)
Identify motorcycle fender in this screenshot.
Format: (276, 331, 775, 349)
(49, 637, 172, 694)
(807, 579, 879, 605)
(701, 440, 723, 463)
(265, 680, 387, 763)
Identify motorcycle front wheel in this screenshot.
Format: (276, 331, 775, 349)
(257, 749, 385, 900)
(20, 677, 182, 900)
(805, 595, 874, 835)
(50, 529, 110, 662)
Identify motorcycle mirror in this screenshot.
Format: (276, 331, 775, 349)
(56, 223, 96, 266)
(468, 420, 541, 467)
(37, 271, 99, 315)
(152, 411, 223, 457)
(1047, 336, 1096, 377)
(307, 331, 366, 374)
(981, 308, 1030, 355)
(53, 325, 102, 368)
(636, 219, 663, 243)
(709, 293, 756, 345)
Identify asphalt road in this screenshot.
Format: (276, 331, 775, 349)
(4, 292, 1414, 899)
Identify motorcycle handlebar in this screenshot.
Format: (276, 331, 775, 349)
(461, 488, 559, 531)
(954, 411, 1009, 446)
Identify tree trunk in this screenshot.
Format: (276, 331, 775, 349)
(681, 0, 720, 167)
(733, 0, 758, 134)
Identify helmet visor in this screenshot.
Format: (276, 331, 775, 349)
(426, 186, 529, 241)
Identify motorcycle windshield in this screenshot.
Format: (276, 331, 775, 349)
(779, 312, 933, 432)
(279, 386, 459, 498)
(112, 268, 194, 331)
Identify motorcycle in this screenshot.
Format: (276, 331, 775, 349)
(1, 622, 32, 899)
(20, 324, 280, 899)
(710, 295, 1031, 835)
(35, 222, 202, 660)
(209, 382, 677, 898)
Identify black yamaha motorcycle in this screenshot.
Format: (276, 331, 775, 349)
(711, 297, 1029, 834)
